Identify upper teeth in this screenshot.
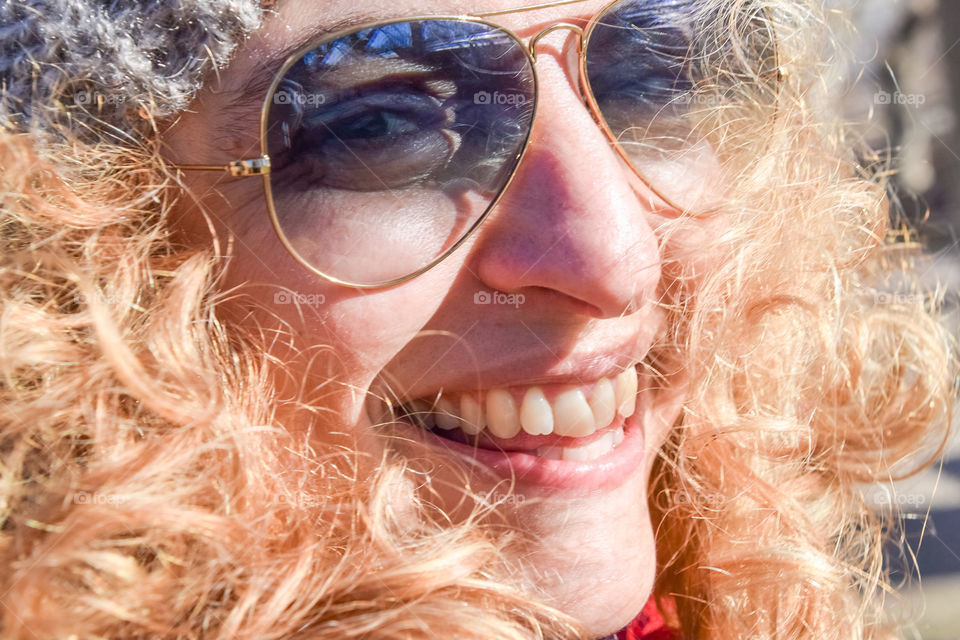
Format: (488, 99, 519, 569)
(406, 367, 638, 439)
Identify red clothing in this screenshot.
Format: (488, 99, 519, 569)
(615, 595, 682, 640)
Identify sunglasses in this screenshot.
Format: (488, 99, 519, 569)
(176, 0, 781, 288)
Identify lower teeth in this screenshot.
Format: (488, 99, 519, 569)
(534, 425, 624, 461)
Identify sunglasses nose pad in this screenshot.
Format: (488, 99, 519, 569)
(528, 23, 589, 109)
(569, 40, 590, 106)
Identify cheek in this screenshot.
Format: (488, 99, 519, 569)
(220, 231, 465, 397)
(303, 280, 455, 374)
(176, 178, 467, 390)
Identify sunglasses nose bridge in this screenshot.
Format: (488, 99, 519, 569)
(527, 22, 587, 107)
(527, 22, 584, 58)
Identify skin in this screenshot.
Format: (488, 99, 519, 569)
(164, 0, 727, 635)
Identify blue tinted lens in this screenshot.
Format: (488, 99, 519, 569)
(585, 0, 777, 210)
(586, 0, 697, 118)
(265, 19, 535, 285)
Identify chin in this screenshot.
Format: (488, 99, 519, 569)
(509, 461, 657, 637)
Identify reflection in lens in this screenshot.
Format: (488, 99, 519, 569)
(585, 0, 778, 211)
(265, 19, 535, 286)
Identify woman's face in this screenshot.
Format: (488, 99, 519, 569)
(166, 0, 724, 635)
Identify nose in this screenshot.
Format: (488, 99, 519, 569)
(466, 39, 663, 319)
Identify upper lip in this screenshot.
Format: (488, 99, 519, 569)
(378, 312, 666, 403)
(383, 348, 649, 404)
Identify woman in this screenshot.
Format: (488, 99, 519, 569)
(0, 0, 954, 638)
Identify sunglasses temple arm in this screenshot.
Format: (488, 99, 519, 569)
(169, 156, 271, 178)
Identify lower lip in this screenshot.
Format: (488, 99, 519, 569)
(397, 414, 646, 493)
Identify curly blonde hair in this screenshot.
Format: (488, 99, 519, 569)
(0, 1, 955, 639)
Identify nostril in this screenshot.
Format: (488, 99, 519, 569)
(524, 285, 606, 319)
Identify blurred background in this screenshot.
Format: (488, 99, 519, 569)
(829, 1, 960, 638)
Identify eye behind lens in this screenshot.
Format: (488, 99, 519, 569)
(263, 18, 536, 286)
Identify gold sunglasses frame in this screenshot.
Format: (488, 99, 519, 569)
(175, 0, 781, 289)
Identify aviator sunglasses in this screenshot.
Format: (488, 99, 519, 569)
(176, 0, 781, 288)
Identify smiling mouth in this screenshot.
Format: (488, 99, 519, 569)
(376, 366, 640, 462)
